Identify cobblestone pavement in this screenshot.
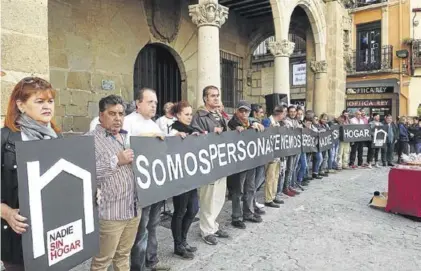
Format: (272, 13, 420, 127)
(70, 167, 421, 271)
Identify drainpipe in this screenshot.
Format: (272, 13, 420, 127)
(398, 0, 406, 116)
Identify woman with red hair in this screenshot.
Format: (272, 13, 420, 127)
(1, 77, 61, 271)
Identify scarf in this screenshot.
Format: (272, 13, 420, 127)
(16, 114, 58, 140)
(171, 120, 202, 135)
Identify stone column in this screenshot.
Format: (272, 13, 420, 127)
(189, 0, 228, 109)
(306, 29, 316, 110)
(268, 40, 295, 104)
(1, 0, 50, 119)
(311, 60, 328, 115)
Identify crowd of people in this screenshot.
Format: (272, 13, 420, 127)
(1, 77, 421, 271)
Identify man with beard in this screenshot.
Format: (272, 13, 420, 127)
(124, 88, 170, 271)
(283, 106, 301, 196)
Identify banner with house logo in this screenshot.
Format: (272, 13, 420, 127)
(16, 136, 99, 271)
(371, 126, 388, 148)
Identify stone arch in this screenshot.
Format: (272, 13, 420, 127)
(285, 0, 327, 61)
(269, 0, 287, 41)
(132, 41, 188, 102)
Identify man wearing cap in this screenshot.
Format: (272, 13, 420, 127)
(227, 101, 265, 229)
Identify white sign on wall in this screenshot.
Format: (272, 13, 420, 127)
(292, 63, 306, 86)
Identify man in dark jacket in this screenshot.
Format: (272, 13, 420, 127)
(191, 86, 229, 246)
(227, 101, 265, 229)
(381, 114, 399, 166)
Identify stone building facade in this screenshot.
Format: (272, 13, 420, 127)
(1, 0, 350, 132)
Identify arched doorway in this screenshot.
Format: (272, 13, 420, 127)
(133, 44, 182, 116)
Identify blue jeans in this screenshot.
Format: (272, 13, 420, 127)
(130, 201, 163, 271)
(416, 143, 421, 154)
(312, 152, 323, 174)
(295, 153, 308, 183)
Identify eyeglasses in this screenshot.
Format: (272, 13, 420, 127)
(20, 77, 51, 90)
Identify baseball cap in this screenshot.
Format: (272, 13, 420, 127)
(236, 100, 251, 111)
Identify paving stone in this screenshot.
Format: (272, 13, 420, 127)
(67, 167, 420, 270)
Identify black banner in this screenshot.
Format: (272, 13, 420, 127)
(276, 127, 302, 157)
(331, 125, 340, 144)
(16, 136, 99, 271)
(301, 128, 318, 153)
(318, 130, 334, 152)
(340, 124, 371, 142)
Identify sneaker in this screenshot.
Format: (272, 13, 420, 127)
(231, 220, 246, 229)
(350, 165, 357, 169)
(255, 202, 265, 209)
(215, 229, 229, 238)
(375, 163, 381, 168)
(312, 173, 323, 179)
(301, 180, 309, 186)
(202, 235, 218, 245)
(328, 169, 336, 173)
(243, 214, 263, 223)
(367, 164, 372, 169)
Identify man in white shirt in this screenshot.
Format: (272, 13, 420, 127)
(349, 110, 366, 168)
(125, 88, 169, 271)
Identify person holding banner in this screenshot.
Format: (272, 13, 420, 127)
(191, 85, 229, 246)
(283, 106, 301, 196)
(349, 110, 366, 168)
(367, 113, 382, 168)
(381, 114, 398, 167)
(311, 116, 324, 179)
(262, 105, 288, 207)
(227, 101, 265, 229)
(124, 88, 170, 271)
(87, 95, 141, 271)
(1, 77, 61, 271)
(319, 113, 332, 175)
(166, 101, 204, 259)
(336, 115, 350, 170)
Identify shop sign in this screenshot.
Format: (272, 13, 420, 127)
(346, 99, 391, 107)
(346, 86, 394, 95)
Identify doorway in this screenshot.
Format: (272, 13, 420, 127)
(133, 44, 182, 116)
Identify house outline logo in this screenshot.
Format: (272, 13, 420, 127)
(373, 128, 388, 147)
(27, 158, 94, 259)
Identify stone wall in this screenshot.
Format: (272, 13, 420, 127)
(1, 0, 50, 124)
(47, 0, 250, 132)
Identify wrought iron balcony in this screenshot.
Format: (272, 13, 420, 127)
(346, 45, 393, 74)
(413, 40, 421, 68)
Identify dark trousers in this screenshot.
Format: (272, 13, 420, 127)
(171, 189, 199, 248)
(231, 168, 256, 221)
(3, 262, 25, 271)
(397, 141, 410, 162)
(130, 201, 163, 271)
(349, 142, 364, 166)
(367, 146, 380, 164)
(381, 142, 395, 164)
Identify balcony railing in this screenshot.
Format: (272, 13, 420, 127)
(413, 40, 421, 68)
(347, 45, 393, 74)
(349, 0, 388, 8)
